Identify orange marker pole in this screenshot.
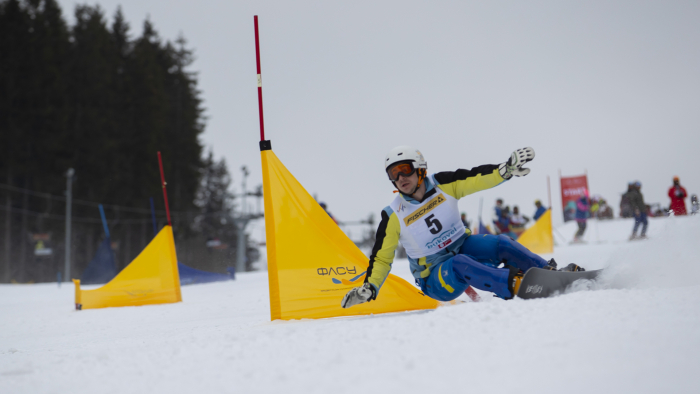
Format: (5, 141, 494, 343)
(254, 15, 266, 142)
(157, 151, 172, 226)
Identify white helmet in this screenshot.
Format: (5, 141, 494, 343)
(384, 146, 428, 195)
(384, 145, 427, 173)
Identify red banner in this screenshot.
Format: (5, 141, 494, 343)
(560, 175, 588, 222)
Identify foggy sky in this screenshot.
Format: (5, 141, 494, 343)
(57, 0, 700, 240)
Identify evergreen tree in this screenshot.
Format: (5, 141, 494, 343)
(0, 0, 30, 171)
(194, 150, 234, 238)
(192, 150, 238, 271)
(0, 0, 253, 282)
(22, 0, 70, 192)
(68, 5, 119, 202)
(162, 36, 204, 213)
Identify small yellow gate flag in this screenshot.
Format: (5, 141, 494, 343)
(73, 225, 182, 310)
(261, 149, 438, 321)
(517, 209, 554, 255)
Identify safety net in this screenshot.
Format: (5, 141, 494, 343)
(178, 263, 233, 285)
(81, 237, 117, 285)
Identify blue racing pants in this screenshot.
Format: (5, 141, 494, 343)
(419, 234, 549, 301)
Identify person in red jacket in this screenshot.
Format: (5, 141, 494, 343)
(668, 176, 688, 215)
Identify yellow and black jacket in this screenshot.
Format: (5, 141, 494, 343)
(365, 165, 505, 296)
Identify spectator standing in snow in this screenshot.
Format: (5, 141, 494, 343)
(668, 176, 688, 215)
(460, 212, 471, 230)
(590, 196, 600, 218)
(573, 191, 590, 243)
(496, 206, 514, 237)
(533, 200, 546, 221)
(319, 202, 338, 224)
(597, 198, 613, 219)
(691, 195, 699, 215)
(509, 206, 530, 237)
(493, 199, 504, 227)
(620, 183, 634, 218)
(629, 181, 648, 240)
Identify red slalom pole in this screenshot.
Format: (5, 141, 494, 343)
(254, 15, 266, 142)
(157, 151, 172, 226)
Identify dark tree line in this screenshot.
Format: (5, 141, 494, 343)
(0, 0, 257, 283)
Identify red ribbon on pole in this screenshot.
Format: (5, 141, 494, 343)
(255, 15, 265, 142)
(157, 151, 172, 226)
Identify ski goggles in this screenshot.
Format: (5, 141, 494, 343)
(387, 162, 416, 182)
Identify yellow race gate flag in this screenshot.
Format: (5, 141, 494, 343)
(261, 147, 438, 320)
(517, 209, 554, 254)
(73, 225, 182, 310)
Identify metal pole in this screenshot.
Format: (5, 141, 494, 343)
(236, 166, 250, 273)
(64, 168, 74, 282)
(3, 168, 11, 283)
(241, 166, 249, 215)
(236, 220, 247, 274)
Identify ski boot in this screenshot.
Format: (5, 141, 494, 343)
(559, 263, 585, 272)
(544, 258, 557, 271)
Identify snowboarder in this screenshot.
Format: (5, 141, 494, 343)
(628, 181, 648, 240)
(691, 194, 699, 215)
(341, 146, 584, 308)
(668, 176, 688, 216)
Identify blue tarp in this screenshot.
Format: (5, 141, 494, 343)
(178, 263, 234, 285)
(81, 237, 117, 284)
(81, 236, 233, 285)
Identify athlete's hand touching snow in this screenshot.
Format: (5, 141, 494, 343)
(499, 147, 535, 180)
(341, 283, 375, 308)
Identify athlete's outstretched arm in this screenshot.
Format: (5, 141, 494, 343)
(363, 207, 401, 297)
(435, 147, 535, 200)
(434, 164, 504, 200)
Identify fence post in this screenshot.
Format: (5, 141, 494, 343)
(3, 168, 10, 282)
(64, 168, 74, 282)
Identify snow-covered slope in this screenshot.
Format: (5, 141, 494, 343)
(2, 216, 699, 394)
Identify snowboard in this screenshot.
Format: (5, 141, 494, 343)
(516, 268, 602, 299)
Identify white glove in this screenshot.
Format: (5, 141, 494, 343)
(341, 283, 375, 308)
(499, 147, 535, 180)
